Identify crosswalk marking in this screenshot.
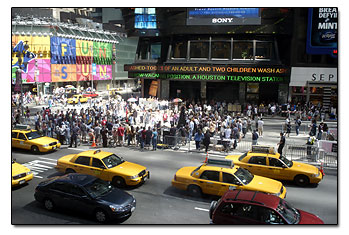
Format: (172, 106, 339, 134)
(194, 207, 209, 212)
(22, 159, 56, 178)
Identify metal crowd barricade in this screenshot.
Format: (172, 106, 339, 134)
(318, 150, 338, 168)
(284, 144, 319, 162)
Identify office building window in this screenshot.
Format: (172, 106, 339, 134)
(190, 41, 209, 59)
(233, 41, 253, 60)
(256, 42, 274, 60)
(211, 41, 231, 60)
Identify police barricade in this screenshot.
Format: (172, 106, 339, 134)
(284, 144, 319, 162)
(161, 135, 187, 150)
(318, 150, 338, 168)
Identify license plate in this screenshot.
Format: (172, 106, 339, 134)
(19, 180, 25, 185)
(131, 207, 135, 212)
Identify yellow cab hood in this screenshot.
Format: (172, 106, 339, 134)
(110, 161, 147, 176)
(12, 162, 30, 176)
(30, 136, 59, 145)
(245, 175, 282, 194)
(290, 161, 319, 174)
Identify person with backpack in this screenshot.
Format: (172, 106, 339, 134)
(252, 129, 259, 146)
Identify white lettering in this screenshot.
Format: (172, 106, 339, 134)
(318, 22, 337, 29)
(212, 18, 234, 24)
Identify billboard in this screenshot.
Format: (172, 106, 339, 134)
(187, 8, 261, 25)
(306, 8, 338, 57)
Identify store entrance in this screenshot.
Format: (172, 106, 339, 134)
(259, 83, 279, 104)
(169, 81, 201, 101)
(206, 82, 239, 102)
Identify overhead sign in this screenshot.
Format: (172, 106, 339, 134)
(306, 8, 338, 57)
(187, 8, 261, 25)
(290, 67, 337, 86)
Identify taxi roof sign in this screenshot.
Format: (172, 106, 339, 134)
(251, 145, 275, 154)
(13, 124, 31, 130)
(205, 157, 234, 168)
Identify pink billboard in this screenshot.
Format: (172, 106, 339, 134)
(21, 59, 51, 83)
(94, 64, 112, 80)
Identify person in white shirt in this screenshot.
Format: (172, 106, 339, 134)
(257, 118, 264, 137)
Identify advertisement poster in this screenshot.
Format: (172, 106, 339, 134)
(21, 59, 51, 83)
(50, 37, 76, 64)
(76, 64, 92, 81)
(94, 65, 112, 80)
(51, 64, 77, 82)
(306, 8, 338, 56)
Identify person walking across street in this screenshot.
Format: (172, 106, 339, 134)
(203, 130, 211, 153)
(252, 129, 259, 146)
(69, 124, 80, 148)
(194, 129, 204, 150)
(295, 116, 302, 136)
(257, 118, 264, 137)
(277, 132, 286, 156)
(152, 128, 158, 151)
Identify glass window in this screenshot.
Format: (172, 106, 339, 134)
(85, 178, 113, 198)
(269, 158, 284, 167)
(51, 182, 71, 194)
(12, 132, 18, 138)
(211, 41, 231, 59)
(200, 170, 220, 181)
(222, 172, 241, 185)
(102, 154, 125, 168)
(259, 206, 286, 224)
(234, 204, 258, 220)
(151, 42, 161, 59)
(138, 40, 149, 60)
(18, 133, 27, 140)
(247, 83, 259, 93)
(26, 131, 42, 140)
(190, 41, 209, 59)
(171, 41, 187, 59)
(255, 42, 274, 60)
(248, 156, 266, 165)
(233, 41, 253, 59)
(74, 156, 91, 166)
(92, 158, 105, 169)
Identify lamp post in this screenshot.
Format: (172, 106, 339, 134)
(90, 45, 94, 92)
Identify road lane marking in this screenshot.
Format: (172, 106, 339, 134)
(22, 159, 55, 178)
(194, 207, 209, 212)
(38, 157, 58, 162)
(67, 148, 86, 151)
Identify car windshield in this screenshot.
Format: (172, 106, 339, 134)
(191, 165, 203, 176)
(238, 152, 248, 161)
(234, 167, 254, 185)
(26, 131, 42, 140)
(276, 198, 300, 224)
(84, 178, 113, 198)
(279, 156, 293, 167)
(102, 154, 125, 168)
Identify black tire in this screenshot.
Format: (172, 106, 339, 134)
(294, 174, 310, 187)
(187, 185, 202, 197)
(112, 176, 126, 188)
(65, 168, 76, 174)
(31, 145, 40, 153)
(94, 209, 109, 223)
(43, 198, 54, 211)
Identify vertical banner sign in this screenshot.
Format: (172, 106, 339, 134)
(306, 8, 338, 57)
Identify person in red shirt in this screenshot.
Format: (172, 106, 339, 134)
(117, 125, 125, 146)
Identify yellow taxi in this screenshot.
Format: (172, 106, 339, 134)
(67, 94, 89, 104)
(12, 125, 61, 153)
(171, 158, 286, 198)
(55, 149, 150, 187)
(12, 159, 33, 187)
(225, 146, 323, 186)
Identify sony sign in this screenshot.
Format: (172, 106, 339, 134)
(212, 18, 234, 24)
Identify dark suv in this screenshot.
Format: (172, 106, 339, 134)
(209, 190, 324, 224)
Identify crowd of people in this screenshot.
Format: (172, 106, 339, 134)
(11, 90, 336, 152)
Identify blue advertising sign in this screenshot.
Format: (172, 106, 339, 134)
(306, 8, 338, 57)
(187, 8, 261, 25)
(92, 63, 97, 75)
(50, 37, 77, 64)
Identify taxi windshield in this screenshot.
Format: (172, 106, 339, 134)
(26, 131, 42, 140)
(280, 156, 293, 167)
(102, 154, 125, 169)
(234, 167, 254, 185)
(238, 152, 248, 161)
(276, 198, 300, 224)
(84, 178, 113, 198)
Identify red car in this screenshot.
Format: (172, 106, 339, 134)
(209, 190, 324, 224)
(83, 92, 98, 98)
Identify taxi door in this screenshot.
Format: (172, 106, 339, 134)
(12, 131, 20, 148)
(266, 157, 290, 181)
(219, 172, 244, 196)
(72, 156, 92, 175)
(197, 170, 222, 195)
(87, 158, 109, 181)
(15, 133, 31, 150)
(246, 156, 269, 177)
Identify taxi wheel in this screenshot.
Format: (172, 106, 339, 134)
(31, 145, 40, 154)
(294, 175, 310, 187)
(112, 176, 126, 188)
(94, 209, 109, 223)
(188, 185, 202, 197)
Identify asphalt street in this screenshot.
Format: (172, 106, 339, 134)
(12, 142, 338, 225)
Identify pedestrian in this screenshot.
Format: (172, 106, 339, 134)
(242, 118, 247, 138)
(140, 127, 146, 150)
(101, 126, 108, 147)
(257, 118, 264, 137)
(309, 119, 317, 136)
(252, 129, 259, 146)
(295, 116, 302, 136)
(152, 128, 158, 150)
(194, 129, 203, 150)
(117, 124, 125, 146)
(70, 124, 80, 148)
(286, 118, 291, 137)
(203, 130, 211, 153)
(277, 132, 286, 156)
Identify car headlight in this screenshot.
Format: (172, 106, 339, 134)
(27, 171, 32, 175)
(42, 144, 49, 147)
(128, 175, 138, 179)
(312, 171, 320, 177)
(109, 205, 125, 212)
